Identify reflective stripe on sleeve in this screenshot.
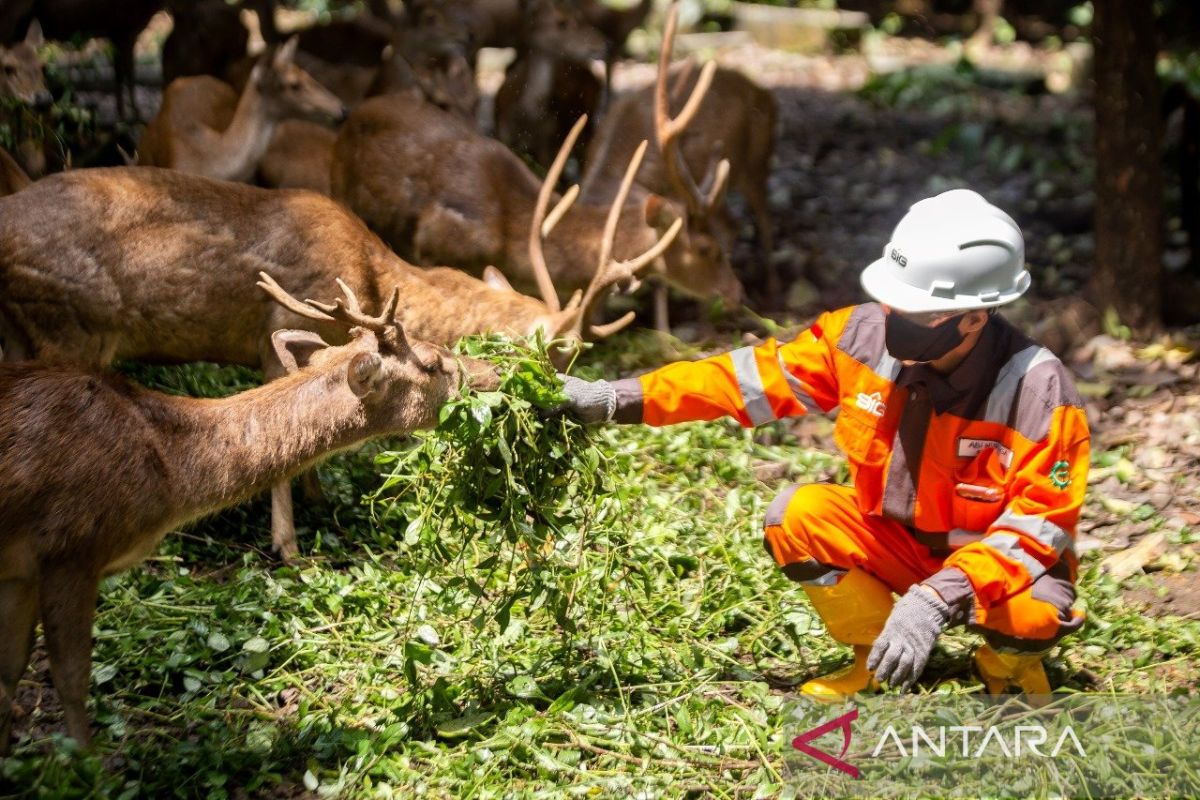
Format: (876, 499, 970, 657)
(979, 531, 1050, 581)
(983, 345, 1056, 425)
(875, 351, 901, 382)
(992, 509, 1075, 557)
(730, 346, 776, 426)
(947, 528, 987, 547)
(776, 351, 822, 414)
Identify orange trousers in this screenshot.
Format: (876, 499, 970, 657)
(762, 483, 1085, 653)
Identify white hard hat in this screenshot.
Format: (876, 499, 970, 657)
(860, 189, 1030, 314)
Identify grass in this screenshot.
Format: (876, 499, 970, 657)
(3, 334, 1198, 799)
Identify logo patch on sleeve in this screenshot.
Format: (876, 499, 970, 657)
(956, 437, 1013, 469)
(1049, 460, 1072, 489)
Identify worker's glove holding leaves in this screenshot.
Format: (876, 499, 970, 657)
(557, 374, 616, 424)
(867, 584, 953, 691)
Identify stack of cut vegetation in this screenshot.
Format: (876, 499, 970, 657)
(371, 335, 612, 635)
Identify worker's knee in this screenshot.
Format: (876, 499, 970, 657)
(761, 483, 844, 580)
(973, 563, 1086, 653)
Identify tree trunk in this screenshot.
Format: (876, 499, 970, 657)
(1091, 0, 1164, 333)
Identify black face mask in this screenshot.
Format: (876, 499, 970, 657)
(884, 312, 966, 362)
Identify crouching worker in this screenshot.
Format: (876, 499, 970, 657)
(560, 190, 1089, 700)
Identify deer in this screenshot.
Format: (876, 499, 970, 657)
(331, 92, 743, 320)
(580, 0, 779, 324)
(0, 147, 31, 195)
(579, 0, 652, 103)
(0, 19, 50, 178)
(160, 0, 251, 87)
(0, 157, 669, 560)
(492, 0, 605, 167)
(0, 18, 48, 108)
(367, 14, 480, 123)
(8, 0, 163, 119)
(0, 278, 498, 756)
(139, 37, 346, 183)
(257, 118, 336, 194)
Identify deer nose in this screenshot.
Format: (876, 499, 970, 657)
(32, 90, 52, 109)
(336, 104, 349, 123)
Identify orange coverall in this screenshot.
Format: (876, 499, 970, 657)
(609, 304, 1089, 653)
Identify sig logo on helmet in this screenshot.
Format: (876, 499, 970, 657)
(890, 248, 908, 268)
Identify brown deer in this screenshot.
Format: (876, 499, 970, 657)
(492, 0, 605, 167)
(0, 162, 665, 558)
(0, 147, 31, 195)
(0, 278, 497, 755)
(0, 19, 48, 108)
(0, 20, 50, 178)
(579, 0, 652, 102)
(11, 0, 163, 119)
(367, 17, 479, 123)
(581, 0, 778, 321)
(257, 118, 336, 194)
(331, 92, 743, 316)
(160, 0, 251, 86)
(139, 37, 347, 183)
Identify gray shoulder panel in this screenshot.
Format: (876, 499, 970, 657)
(985, 346, 1083, 441)
(837, 304, 898, 380)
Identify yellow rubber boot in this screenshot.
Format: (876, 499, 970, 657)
(974, 645, 1051, 702)
(800, 568, 895, 702)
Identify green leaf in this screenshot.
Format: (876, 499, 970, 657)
(506, 675, 547, 700)
(242, 636, 269, 654)
(435, 713, 495, 738)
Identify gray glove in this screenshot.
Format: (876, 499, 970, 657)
(558, 374, 616, 424)
(867, 584, 952, 691)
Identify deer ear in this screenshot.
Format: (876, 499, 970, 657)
(482, 265, 514, 292)
(272, 329, 329, 373)
(275, 35, 299, 67)
(347, 351, 383, 397)
(643, 194, 671, 228)
(25, 19, 43, 48)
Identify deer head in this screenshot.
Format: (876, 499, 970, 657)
(0, 20, 51, 109)
(257, 273, 499, 430)
(253, 36, 348, 123)
(521, 0, 607, 61)
(652, 1, 742, 307)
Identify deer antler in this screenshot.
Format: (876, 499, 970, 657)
(257, 272, 404, 338)
(561, 139, 683, 339)
(654, 1, 729, 218)
(528, 115, 589, 312)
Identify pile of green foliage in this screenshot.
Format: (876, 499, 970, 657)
(370, 336, 615, 673)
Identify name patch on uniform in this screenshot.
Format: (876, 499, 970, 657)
(957, 437, 1013, 468)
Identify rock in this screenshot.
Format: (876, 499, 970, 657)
(1101, 531, 1168, 581)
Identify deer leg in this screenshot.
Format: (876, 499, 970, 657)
(0, 577, 38, 756)
(113, 36, 138, 121)
(38, 563, 99, 748)
(299, 469, 327, 506)
(271, 482, 300, 563)
(654, 281, 670, 333)
(261, 346, 302, 563)
(745, 179, 779, 298)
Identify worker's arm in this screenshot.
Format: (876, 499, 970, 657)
(594, 309, 849, 427)
(924, 402, 1091, 612)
